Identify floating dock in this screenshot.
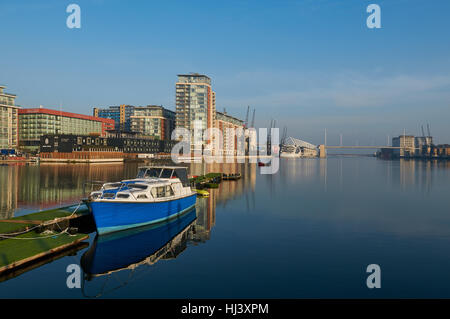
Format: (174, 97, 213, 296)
(0, 203, 92, 279)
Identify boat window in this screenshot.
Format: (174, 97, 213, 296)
(144, 168, 162, 178)
(150, 187, 157, 198)
(136, 168, 147, 178)
(156, 186, 166, 198)
(102, 193, 115, 199)
(117, 193, 130, 199)
(137, 194, 148, 199)
(166, 185, 174, 196)
(103, 183, 123, 190)
(160, 169, 173, 179)
(128, 184, 148, 190)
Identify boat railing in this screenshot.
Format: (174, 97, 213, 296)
(82, 180, 107, 197)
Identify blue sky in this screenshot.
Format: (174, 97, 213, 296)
(1, 0, 449, 145)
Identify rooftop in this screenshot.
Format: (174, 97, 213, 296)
(177, 73, 210, 79)
(216, 111, 244, 124)
(18, 108, 114, 124)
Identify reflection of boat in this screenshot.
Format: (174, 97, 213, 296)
(81, 208, 197, 277)
(85, 166, 197, 235)
(222, 173, 242, 180)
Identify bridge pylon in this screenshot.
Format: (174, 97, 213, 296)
(319, 144, 327, 158)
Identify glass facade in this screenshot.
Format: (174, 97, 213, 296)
(18, 108, 114, 152)
(131, 105, 175, 140)
(94, 105, 135, 131)
(175, 74, 216, 152)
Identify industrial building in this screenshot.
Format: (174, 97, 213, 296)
(18, 108, 114, 152)
(39, 134, 176, 160)
(384, 134, 449, 159)
(0, 86, 19, 150)
(392, 135, 416, 157)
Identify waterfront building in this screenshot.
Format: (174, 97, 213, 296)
(39, 134, 176, 159)
(93, 104, 135, 131)
(436, 144, 450, 158)
(215, 111, 244, 156)
(130, 105, 175, 140)
(175, 73, 216, 153)
(18, 108, 114, 152)
(392, 135, 416, 157)
(415, 136, 433, 157)
(0, 86, 19, 149)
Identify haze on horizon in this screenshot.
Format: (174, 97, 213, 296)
(1, 0, 449, 146)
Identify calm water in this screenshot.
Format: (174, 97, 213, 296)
(1, 157, 450, 298)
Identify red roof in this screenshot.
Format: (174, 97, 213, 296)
(19, 108, 114, 124)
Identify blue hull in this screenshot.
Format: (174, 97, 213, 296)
(88, 193, 197, 235)
(81, 208, 197, 275)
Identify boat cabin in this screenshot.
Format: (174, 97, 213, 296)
(89, 166, 193, 201)
(136, 166, 190, 186)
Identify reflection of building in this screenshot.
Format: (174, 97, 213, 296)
(19, 108, 114, 152)
(215, 111, 244, 156)
(0, 86, 19, 149)
(0, 165, 19, 219)
(15, 163, 139, 214)
(175, 73, 216, 153)
(189, 161, 256, 241)
(130, 105, 175, 140)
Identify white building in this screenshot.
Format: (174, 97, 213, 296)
(392, 135, 416, 157)
(0, 86, 19, 149)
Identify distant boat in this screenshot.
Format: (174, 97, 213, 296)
(85, 166, 197, 235)
(195, 189, 209, 197)
(222, 173, 242, 180)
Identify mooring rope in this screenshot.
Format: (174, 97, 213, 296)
(0, 201, 84, 240)
(0, 228, 70, 240)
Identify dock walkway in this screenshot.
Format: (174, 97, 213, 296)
(0, 203, 92, 278)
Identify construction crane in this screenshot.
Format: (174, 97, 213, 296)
(244, 106, 250, 128)
(250, 109, 255, 128)
(421, 125, 426, 137)
(427, 123, 431, 137)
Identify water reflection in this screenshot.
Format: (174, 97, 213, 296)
(0, 161, 259, 219)
(81, 209, 197, 279)
(77, 162, 256, 297)
(79, 192, 232, 297)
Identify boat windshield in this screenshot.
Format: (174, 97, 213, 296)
(137, 168, 163, 178)
(160, 168, 174, 179)
(173, 168, 189, 187)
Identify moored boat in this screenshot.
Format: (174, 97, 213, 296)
(85, 166, 197, 235)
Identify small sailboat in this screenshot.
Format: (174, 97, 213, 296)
(85, 166, 197, 235)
